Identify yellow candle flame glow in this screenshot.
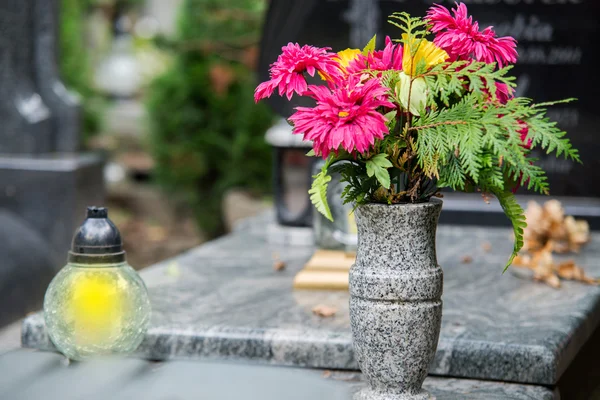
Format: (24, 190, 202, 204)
(67, 273, 125, 346)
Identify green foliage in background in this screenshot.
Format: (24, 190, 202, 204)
(60, 0, 102, 142)
(147, 0, 274, 237)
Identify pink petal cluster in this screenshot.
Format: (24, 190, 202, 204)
(254, 43, 343, 103)
(495, 82, 514, 105)
(426, 2, 517, 68)
(346, 37, 403, 74)
(518, 121, 532, 150)
(288, 77, 394, 157)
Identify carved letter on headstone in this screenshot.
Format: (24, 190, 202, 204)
(0, 0, 52, 154)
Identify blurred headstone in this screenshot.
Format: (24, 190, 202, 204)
(0, 0, 105, 326)
(0, 211, 55, 328)
(258, 0, 600, 225)
(33, 0, 82, 153)
(0, 0, 52, 154)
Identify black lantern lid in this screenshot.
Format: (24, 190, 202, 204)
(68, 207, 126, 264)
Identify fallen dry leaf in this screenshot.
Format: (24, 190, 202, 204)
(523, 200, 590, 254)
(165, 261, 181, 278)
(273, 260, 286, 271)
(557, 261, 598, 284)
(534, 272, 561, 289)
(565, 216, 590, 252)
(312, 305, 337, 318)
(461, 255, 473, 264)
(514, 239, 597, 288)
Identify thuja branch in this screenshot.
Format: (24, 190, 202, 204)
(530, 98, 577, 108)
(407, 121, 468, 131)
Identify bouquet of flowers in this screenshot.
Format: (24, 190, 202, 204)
(255, 2, 579, 270)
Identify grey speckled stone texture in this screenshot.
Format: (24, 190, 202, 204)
(350, 200, 443, 400)
(22, 211, 600, 386)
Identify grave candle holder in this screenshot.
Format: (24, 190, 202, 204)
(266, 118, 316, 227)
(43, 207, 151, 360)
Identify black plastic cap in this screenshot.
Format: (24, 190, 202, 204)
(87, 207, 108, 219)
(68, 207, 126, 264)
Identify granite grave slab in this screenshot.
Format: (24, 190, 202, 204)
(0, 349, 556, 400)
(22, 212, 600, 386)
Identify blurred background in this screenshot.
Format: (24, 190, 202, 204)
(0, 0, 277, 333)
(68, 0, 275, 267)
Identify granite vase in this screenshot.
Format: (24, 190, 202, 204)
(349, 199, 443, 400)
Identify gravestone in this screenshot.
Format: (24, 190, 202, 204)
(33, 0, 82, 153)
(0, 0, 104, 326)
(0, 0, 52, 154)
(258, 0, 600, 226)
(0, 211, 55, 328)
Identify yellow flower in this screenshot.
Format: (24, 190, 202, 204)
(402, 34, 448, 76)
(319, 48, 361, 80)
(335, 48, 362, 72)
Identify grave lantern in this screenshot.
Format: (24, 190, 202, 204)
(266, 119, 316, 227)
(43, 207, 151, 360)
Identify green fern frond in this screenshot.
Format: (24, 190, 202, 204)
(309, 167, 333, 221)
(494, 190, 527, 272)
(388, 12, 429, 39)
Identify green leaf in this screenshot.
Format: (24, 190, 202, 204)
(306, 149, 316, 157)
(362, 34, 377, 55)
(309, 168, 333, 221)
(366, 154, 393, 189)
(396, 73, 428, 116)
(383, 110, 397, 122)
(494, 190, 527, 272)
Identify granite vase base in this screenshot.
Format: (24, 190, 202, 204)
(354, 387, 433, 400)
(350, 199, 443, 400)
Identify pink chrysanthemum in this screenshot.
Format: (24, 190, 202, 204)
(426, 2, 517, 68)
(254, 43, 343, 103)
(495, 82, 514, 105)
(346, 37, 403, 74)
(288, 77, 394, 157)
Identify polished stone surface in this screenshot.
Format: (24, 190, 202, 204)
(23, 211, 600, 385)
(0, 349, 556, 400)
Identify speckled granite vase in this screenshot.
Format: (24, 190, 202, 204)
(349, 199, 443, 400)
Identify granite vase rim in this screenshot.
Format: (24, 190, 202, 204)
(356, 198, 443, 210)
